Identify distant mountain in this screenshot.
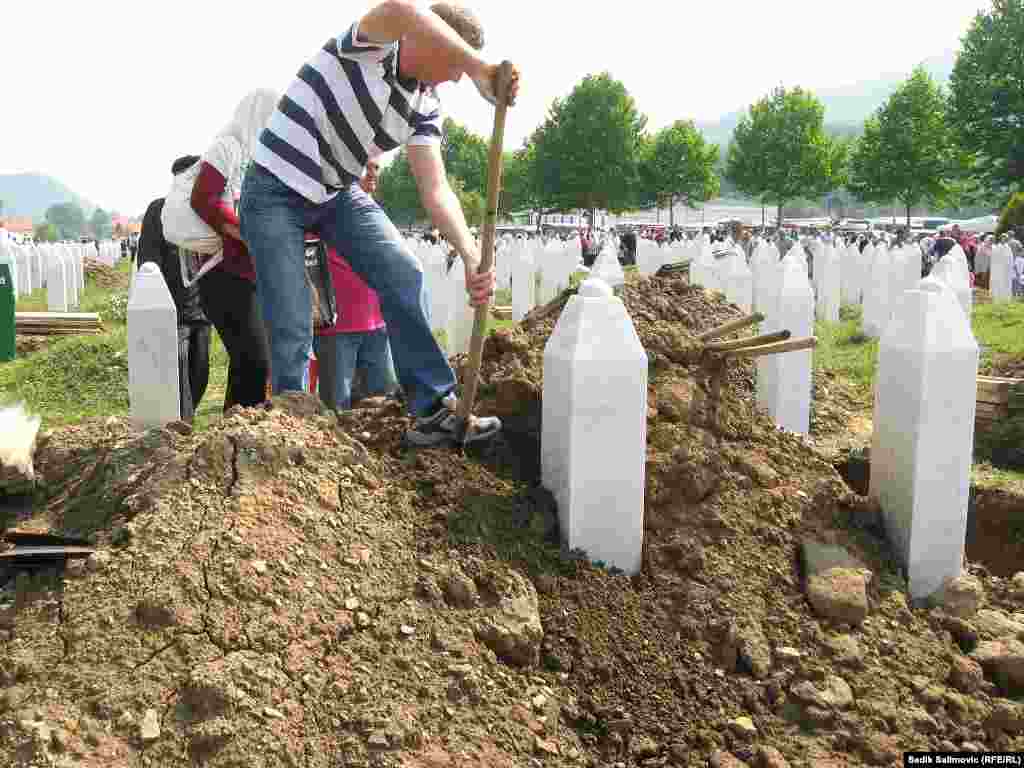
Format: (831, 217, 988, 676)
(696, 50, 958, 148)
(0, 173, 97, 222)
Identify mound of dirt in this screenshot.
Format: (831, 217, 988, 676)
(4, 274, 1024, 768)
(84, 259, 129, 292)
(981, 352, 1024, 380)
(14, 336, 50, 358)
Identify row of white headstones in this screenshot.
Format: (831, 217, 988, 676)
(125, 232, 1008, 601)
(539, 233, 1013, 601)
(0, 240, 124, 311)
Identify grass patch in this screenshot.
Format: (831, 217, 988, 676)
(815, 301, 1024, 398)
(447, 489, 583, 578)
(814, 306, 878, 397)
(191, 330, 229, 432)
(972, 301, 1024, 371)
(0, 331, 130, 427)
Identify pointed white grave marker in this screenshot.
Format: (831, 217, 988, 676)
(592, 242, 624, 293)
(990, 244, 1013, 302)
(46, 248, 68, 312)
(724, 249, 753, 312)
(770, 259, 814, 434)
(128, 263, 180, 428)
(815, 244, 841, 323)
(511, 241, 537, 321)
(542, 277, 647, 575)
(871, 277, 977, 600)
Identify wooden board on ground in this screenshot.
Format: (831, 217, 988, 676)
(975, 374, 1024, 433)
(15, 312, 103, 336)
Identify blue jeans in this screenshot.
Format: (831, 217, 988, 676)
(239, 163, 455, 416)
(313, 328, 397, 410)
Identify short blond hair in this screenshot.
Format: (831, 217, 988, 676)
(430, 2, 484, 50)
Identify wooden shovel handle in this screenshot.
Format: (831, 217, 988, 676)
(457, 61, 516, 432)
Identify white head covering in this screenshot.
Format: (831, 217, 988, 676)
(219, 89, 280, 160)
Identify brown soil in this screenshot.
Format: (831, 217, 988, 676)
(83, 259, 130, 292)
(3, 273, 1024, 768)
(980, 353, 1024, 380)
(967, 488, 1024, 578)
(14, 336, 50, 357)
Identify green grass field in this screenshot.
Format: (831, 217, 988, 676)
(813, 300, 1024, 399)
(2, 262, 514, 431)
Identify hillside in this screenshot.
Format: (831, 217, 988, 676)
(0, 173, 97, 221)
(697, 50, 957, 149)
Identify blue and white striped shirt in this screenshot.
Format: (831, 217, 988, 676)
(254, 22, 444, 204)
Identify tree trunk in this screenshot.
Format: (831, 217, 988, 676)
(905, 203, 911, 229)
(669, 196, 675, 228)
(776, 203, 784, 229)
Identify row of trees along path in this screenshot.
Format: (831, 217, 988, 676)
(376, 0, 1022, 230)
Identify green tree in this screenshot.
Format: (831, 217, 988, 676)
(45, 202, 87, 240)
(375, 149, 425, 227)
(450, 177, 485, 229)
(847, 68, 958, 227)
(998, 191, 1024, 235)
(34, 222, 58, 242)
(949, 0, 1024, 193)
(90, 208, 113, 239)
(532, 73, 647, 218)
(726, 86, 847, 226)
(639, 121, 720, 226)
(499, 142, 560, 225)
(441, 118, 488, 198)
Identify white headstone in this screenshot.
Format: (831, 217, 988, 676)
(870, 277, 978, 600)
(592, 242, 625, 292)
(511, 241, 537, 322)
(449, 267, 475, 357)
(128, 263, 181, 428)
(756, 257, 783, 416)
(75, 244, 85, 294)
(542, 277, 647, 575)
(424, 247, 454, 351)
(815, 244, 841, 323)
(769, 259, 814, 434)
(990, 244, 1013, 302)
(751, 241, 779, 314)
(724, 249, 753, 312)
(14, 246, 31, 296)
(31, 245, 44, 290)
(930, 252, 972, 320)
(57, 246, 78, 309)
(862, 245, 891, 338)
(840, 242, 861, 306)
(46, 248, 68, 312)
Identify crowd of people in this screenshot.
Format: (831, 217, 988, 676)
(137, 1, 518, 445)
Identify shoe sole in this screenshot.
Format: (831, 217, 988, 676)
(402, 425, 502, 449)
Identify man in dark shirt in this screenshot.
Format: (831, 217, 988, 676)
(138, 155, 212, 422)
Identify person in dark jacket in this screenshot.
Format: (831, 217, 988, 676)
(619, 229, 637, 266)
(138, 154, 212, 422)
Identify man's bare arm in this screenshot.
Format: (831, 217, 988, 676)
(357, 0, 486, 79)
(408, 143, 493, 304)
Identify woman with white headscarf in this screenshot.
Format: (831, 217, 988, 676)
(191, 89, 279, 410)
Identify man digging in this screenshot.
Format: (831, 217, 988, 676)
(240, 1, 519, 447)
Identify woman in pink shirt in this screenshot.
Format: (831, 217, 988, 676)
(314, 160, 398, 410)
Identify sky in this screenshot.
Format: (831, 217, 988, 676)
(0, 0, 988, 217)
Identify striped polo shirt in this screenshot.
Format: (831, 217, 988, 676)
(253, 21, 444, 204)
